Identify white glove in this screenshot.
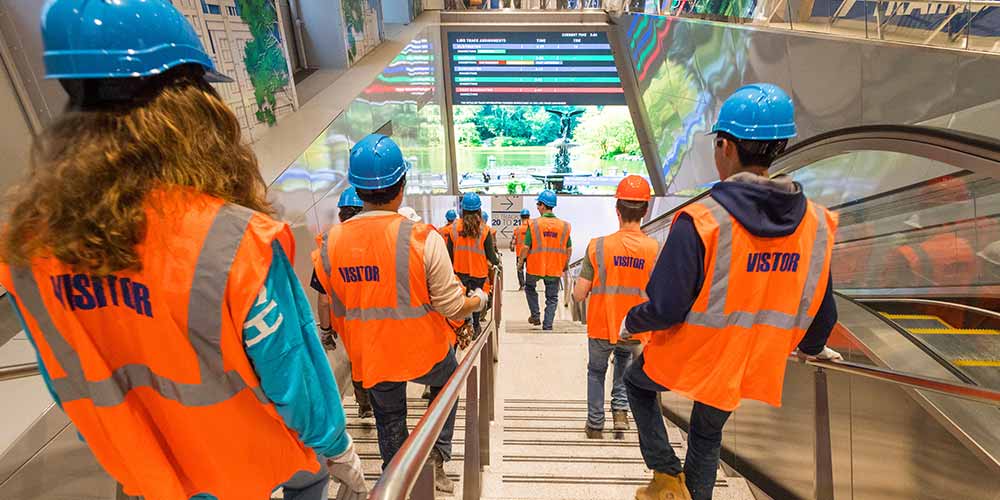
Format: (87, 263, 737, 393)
(470, 288, 489, 313)
(327, 438, 366, 494)
(814, 346, 843, 361)
(619, 317, 633, 341)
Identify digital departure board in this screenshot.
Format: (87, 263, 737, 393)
(448, 31, 625, 106)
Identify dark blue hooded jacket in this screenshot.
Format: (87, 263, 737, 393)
(625, 175, 836, 356)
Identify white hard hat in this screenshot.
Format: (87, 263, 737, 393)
(978, 240, 1000, 266)
(398, 206, 421, 223)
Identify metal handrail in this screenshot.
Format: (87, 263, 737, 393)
(0, 362, 39, 382)
(796, 357, 1000, 406)
(368, 269, 501, 500)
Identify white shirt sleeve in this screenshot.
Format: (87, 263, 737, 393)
(423, 230, 469, 319)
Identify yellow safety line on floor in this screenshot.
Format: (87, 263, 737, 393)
(909, 328, 1000, 335)
(952, 359, 1000, 367)
(881, 313, 941, 320)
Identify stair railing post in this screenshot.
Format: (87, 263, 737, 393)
(814, 367, 835, 500)
(410, 459, 436, 500)
(463, 367, 482, 500)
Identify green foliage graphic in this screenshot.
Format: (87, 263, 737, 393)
(343, 0, 365, 63)
(237, 0, 289, 126)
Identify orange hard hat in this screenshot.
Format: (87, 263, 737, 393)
(615, 175, 652, 201)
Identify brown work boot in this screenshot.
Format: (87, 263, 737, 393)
(635, 471, 691, 500)
(613, 410, 629, 431)
(585, 426, 603, 439)
(430, 448, 454, 493)
(528, 315, 540, 325)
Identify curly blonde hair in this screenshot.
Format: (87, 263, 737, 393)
(1, 66, 271, 274)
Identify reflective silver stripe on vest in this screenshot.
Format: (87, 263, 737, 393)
(450, 222, 487, 256)
(910, 244, 936, 286)
(591, 236, 647, 298)
(320, 232, 331, 277)
(684, 199, 830, 331)
(12, 204, 268, 408)
(326, 219, 435, 321)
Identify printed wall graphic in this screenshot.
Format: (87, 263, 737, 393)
(237, 0, 291, 125)
(343, 0, 385, 65)
(172, 0, 297, 136)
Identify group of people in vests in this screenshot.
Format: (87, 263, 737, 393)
(1, 2, 846, 500)
(565, 84, 844, 500)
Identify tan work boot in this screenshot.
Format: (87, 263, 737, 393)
(585, 426, 603, 439)
(613, 410, 629, 431)
(430, 448, 455, 494)
(635, 471, 691, 500)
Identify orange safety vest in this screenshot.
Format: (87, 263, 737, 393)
(450, 220, 490, 279)
(513, 224, 528, 257)
(894, 233, 976, 287)
(0, 188, 319, 500)
(526, 216, 571, 277)
(586, 229, 659, 344)
(312, 214, 452, 388)
(643, 197, 837, 411)
(438, 222, 454, 242)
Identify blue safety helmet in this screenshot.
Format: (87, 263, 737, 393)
(481, 210, 489, 223)
(348, 134, 411, 190)
(537, 189, 557, 208)
(461, 193, 482, 211)
(520, 209, 530, 217)
(40, 0, 231, 82)
(711, 83, 796, 141)
(337, 186, 363, 208)
(446, 209, 458, 222)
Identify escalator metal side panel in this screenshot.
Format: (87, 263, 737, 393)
(0, 420, 114, 499)
(835, 296, 1000, 471)
(0, 400, 69, 488)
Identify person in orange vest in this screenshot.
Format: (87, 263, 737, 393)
(510, 209, 531, 290)
(0, 2, 366, 499)
(312, 134, 487, 494)
(439, 209, 458, 241)
(447, 194, 500, 338)
(524, 190, 572, 330)
(622, 84, 842, 500)
(312, 186, 373, 420)
(572, 176, 659, 440)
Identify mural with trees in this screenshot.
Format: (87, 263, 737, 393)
(236, 0, 290, 125)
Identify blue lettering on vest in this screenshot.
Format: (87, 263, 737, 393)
(612, 255, 645, 270)
(543, 231, 559, 238)
(50, 274, 154, 317)
(338, 265, 381, 283)
(746, 252, 800, 273)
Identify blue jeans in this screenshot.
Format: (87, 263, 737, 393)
(457, 274, 487, 337)
(368, 348, 459, 468)
(524, 274, 559, 329)
(625, 355, 732, 500)
(587, 338, 640, 429)
(280, 462, 330, 500)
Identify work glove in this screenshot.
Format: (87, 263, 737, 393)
(619, 317, 633, 341)
(470, 288, 489, 313)
(327, 437, 366, 494)
(814, 346, 843, 361)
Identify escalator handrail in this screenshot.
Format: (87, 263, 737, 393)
(800, 357, 1000, 406)
(0, 362, 39, 382)
(566, 123, 1000, 271)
